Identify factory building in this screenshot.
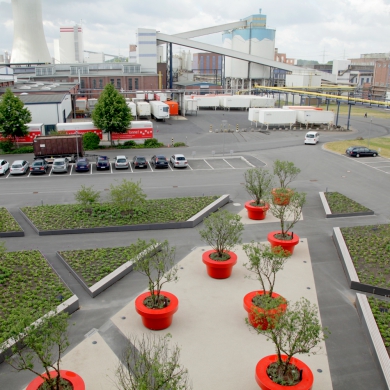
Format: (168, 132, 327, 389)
(53, 25, 85, 64)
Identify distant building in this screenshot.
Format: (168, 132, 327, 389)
(192, 53, 222, 74)
(274, 48, 295, 65)
(372, 59, 390, 100)
(53, 26, 84, 64)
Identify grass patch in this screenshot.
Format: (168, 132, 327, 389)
(21, 196, 219, 231)
(59, 241, 150, 287)
(368, 297, 390, 352)
(324, 137, 390, 158)
(0, 207, 22, 232)
(319, 104, 390, 119)
(340, 224, 390, 289)
(0, 250, 73, 344)
(324, 192, 371, 214)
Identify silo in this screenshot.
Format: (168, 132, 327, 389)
(11, 0, 51, 63)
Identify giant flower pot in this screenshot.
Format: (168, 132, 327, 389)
(255, 355, 314, 390)
(267, 231, 300, 255)
(26, 370, 85, 390)
(135, 291, 179, 330)
(202, 250, 237, 279)
(271, 188, 294, 206)
(243, 291, 287, 330)
(245, 201, 270, 220)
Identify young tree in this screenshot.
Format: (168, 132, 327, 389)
(2, 308, 70, 390)
(0, 88, 32, 144)
(116, 333, 191, 390)
(244, 167, 274, 206)
(91, 84, 132, 145)
(82, 132, 100, 150)
(109, 179, 146, 213)
(74, 185, 101, 210)
(273, 160, 301, 189)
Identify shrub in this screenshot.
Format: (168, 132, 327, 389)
(0, 140, 14, 153)
(74, 185, 101, 210)
(82, 132, 100, 150)
(109, 178, 146, 212)
(123, 140, 137, 147)
(144, 138, 163, 148)
(173, 142, 186, 147)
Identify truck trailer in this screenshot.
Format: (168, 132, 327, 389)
(149, 101, 170, 120)
(33, 135, 84, 162)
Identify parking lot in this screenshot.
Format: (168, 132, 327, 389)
(344, 155, 390, 174)
(0, 156, 254, 179)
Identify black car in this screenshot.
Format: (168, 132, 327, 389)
(132, 156, 148, 169)
(346, 146, 378, 158)
(96, 155, 110, 170)
(75, 157, 90, 172)
(150, 155, 169, 169)
(29, 159, 48, 174)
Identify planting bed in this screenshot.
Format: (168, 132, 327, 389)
(21, 196, 219, 233)
(320, 192, 373, 218)
(341, 224, 390, 290)
(368, 297, 390, 351)
(0, 250, 73, 344)
(0, 207, 24, 237)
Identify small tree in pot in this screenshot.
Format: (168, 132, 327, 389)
(199, 210, 244, 278)
(253, 297, 329, 388)
(242, 242, 291, 329)
(244, 167, 274, 220)
(272, 160, 301, 205)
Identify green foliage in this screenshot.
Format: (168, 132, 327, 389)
(133, 240, 178, 308)
(3, 308, 70, 390)
(173, 142, 186, 147)
(0, 140, 14, 152)
(199, 210, 244, 259)
(0, 88, 32, 142)
(109, 179, 146, 212)
(368, 297, 390, 348)
(82, 132, 100, 150)
(324, 192, 371, 214)
(273, 160, 301, 189)
(269, 191, 306, 238)
(251, 297, 329, 383)
(116, 333, 191, 390)
(244, 167, 274, 206)
(6, 145, 34, 154)
(91, 83, 132, 145)
(144, 138, 164, 148)
(243, 242, 290, 297)
(123, 140, 137, 147)
(74, 185, 101, 209)
(0, 207, 23, 232)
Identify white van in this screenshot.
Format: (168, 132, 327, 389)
(304, 131, 320, 145)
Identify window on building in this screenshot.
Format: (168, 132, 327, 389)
(212, 56, 216, 71)
(135, 78, 139, 89)
(128, 78, 133, 90)
(361, 79, 364, 85)
(99, 79, 103, 88)
(117, 79, 121, 89)
(81, 79, 85, 89)
(110, 79, 114, 85)
(206, 55, 210, 71)
(367, 78, 369, 83)
(93, 79, 96, 89)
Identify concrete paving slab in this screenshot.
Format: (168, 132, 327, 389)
(238, 207, 304, 224)
(111, 241, 332, 390)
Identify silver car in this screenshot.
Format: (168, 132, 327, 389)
(52, 158, 69, 173)
(10, 160, 29, 175)
(114, 155, 129, 169)
(170, 154, 188, 168)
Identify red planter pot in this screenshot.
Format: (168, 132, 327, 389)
(135, 291, 179, 330)
(243, 291, 287, 330)
(267, 231, 300, 255)
(26, 370, 85, 390)
(271, 188, 294, 206)
(202, 250, 237, 279)
(255, 355, 314, 390)
(245, 201, 270, 220)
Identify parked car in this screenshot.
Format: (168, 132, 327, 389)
(30, 159, 48, 174)
(52, 158, 69, 174)
(0, 159, 9, 175)
(346, 146, 378, 157)
(75, 157, 90, 172)
(304, 131, 320, 145)
(132, 156, 148, 169)
(150, 155, 169, 169)
(170, 154, 188, 168)
(96, 155, 110, 170)
(114, 155, 129, 169)
(10, 160, 29, 175)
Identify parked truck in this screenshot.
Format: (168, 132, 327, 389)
(149, 101, 170, 120)
(33, 135, 84, 162)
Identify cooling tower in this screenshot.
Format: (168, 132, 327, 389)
(11, 0, 51, 63)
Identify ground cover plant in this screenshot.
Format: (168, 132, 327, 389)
(324, 192, 372, 214)
(0, 250, 72, 344)
(59, 241, 151, 287)
(341, 224, 390, 289)
(324, 137, 390, 158)
(368, 297, 390, 354)
(0, 207, 22, 232)
(21, 196, 218, 231)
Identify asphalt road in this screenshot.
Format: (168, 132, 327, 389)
(0, 110, 389, 390)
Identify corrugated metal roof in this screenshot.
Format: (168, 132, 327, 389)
(18, 94, 67, 104)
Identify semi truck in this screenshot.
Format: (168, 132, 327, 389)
(33, 135, 84, 162)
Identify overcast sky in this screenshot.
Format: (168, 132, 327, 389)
(1, 0, 390, 63)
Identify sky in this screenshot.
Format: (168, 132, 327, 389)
(1, 0, 390, 63)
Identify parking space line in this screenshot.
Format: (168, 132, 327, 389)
(69, 165, 73, 175)
(223, 159, 235, 169)
(240, 156, 256, 167)
(110, 163, 113, 173)
(149, 164, 154, 172)
(187, 163, 193, 170)
(204, 160, 214, 170)
(129, 164, 133, 173)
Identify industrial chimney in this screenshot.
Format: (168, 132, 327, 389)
(11, 0, 51, 64)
